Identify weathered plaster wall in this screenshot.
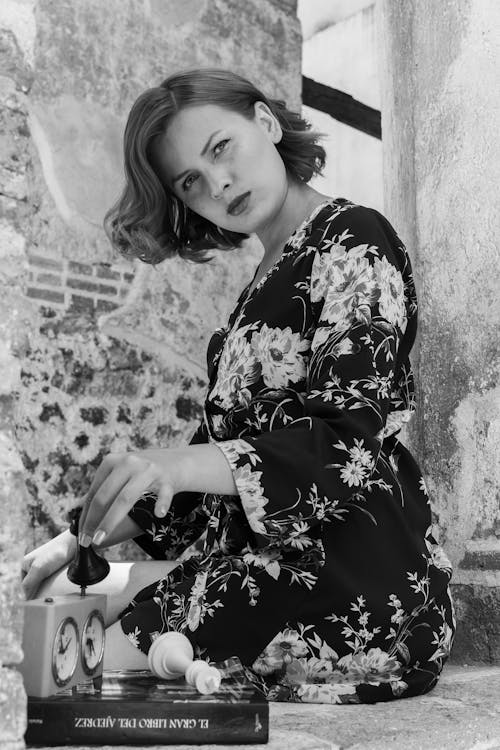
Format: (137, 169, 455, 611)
(0, 3, 35, 742)
(9, 0, 301, 550)
(0, 0, 300, 745)
(378, 0, 500, 662)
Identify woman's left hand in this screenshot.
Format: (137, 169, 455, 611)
(78, 449, 185, 548)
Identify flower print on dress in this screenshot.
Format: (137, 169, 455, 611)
(428, 619, 455, 663)
(287, 209, 320, 250)
(296, 682, 358, 703)
(210, 413, 227, 439)
(253, 627, 309, 674)
(242, 545, 281, 580)
(227, 461, 268, 535)
(250, 324, 309, 389)
(309, 228, 351, 302)
(373, 254, 407, 332)
(125, 626, 141, 649)
(286, 656, 334, 684)
(335, 438, 376, 488)
(285, 521, 315, 551)
(209, 323, 261, 410)
(424, 526, 453, 577)
(339, 647, 403, 685)
(419, 475, 429, 496)
(287, 224, 310, 250)
(349, 440, 375, 468)
(186, 569, 208, 632)
(387, 594, 405, 626)
(382, 408, 413, 439)
(309, 326, 354, 360)
(310, 235, 378, 333)
(325, 438, 388, 509)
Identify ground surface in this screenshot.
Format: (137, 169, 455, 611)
(29, 664, 500, 750)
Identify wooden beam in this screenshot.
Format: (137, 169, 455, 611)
(302, 75, 382, 140)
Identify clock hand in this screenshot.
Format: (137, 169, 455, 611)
(59, 635, 72, 655)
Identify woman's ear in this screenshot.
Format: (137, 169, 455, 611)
(253, 101, 282, 144)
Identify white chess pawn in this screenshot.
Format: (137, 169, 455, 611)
(148, 631, 222, 695)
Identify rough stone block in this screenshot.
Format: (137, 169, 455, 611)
(68, 293, 95, 314)
(27, 253, 63, 271)
(0, 668, 26, 744)
(35, 272, 62, 286)
(0, 432, 30, 666)
(95, 264, 120, 281)
(0, 219, 25, 258)
(0, 165, 27, 201)
(67, 277, 117, 295)
(68, 260, 92, 276)
(96, 298, 119, 312)
(450, 582, 500, 664)
(0, 27, 34, 90)
(26, 286, 64, 304)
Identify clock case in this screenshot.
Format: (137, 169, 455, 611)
(20, 593, 107, 697)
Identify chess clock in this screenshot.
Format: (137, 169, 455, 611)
(20, 506, 110, 697)
(20, 593, 107, 697)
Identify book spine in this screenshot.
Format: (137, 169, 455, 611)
(25, 701, 269, 745)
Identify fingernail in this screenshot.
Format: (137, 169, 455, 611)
(156, 506, 167, 518)
(79, 533, 92, 548)
(92, 530, 106, 546)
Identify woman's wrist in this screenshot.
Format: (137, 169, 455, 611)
(54, 528, 77, 561)
(171, 444, 238, 497)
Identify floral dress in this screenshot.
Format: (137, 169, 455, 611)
(119, 198, 456, 704)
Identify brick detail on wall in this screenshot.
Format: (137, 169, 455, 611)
(26, 255, 136, 314)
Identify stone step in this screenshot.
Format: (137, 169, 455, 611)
(28, 663, 500, 750)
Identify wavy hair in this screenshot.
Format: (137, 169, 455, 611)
(104, 68, 327, 265)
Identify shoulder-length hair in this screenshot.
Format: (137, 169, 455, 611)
(104, 67, 326, 265)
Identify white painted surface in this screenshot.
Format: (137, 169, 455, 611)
(297, 2, 383, 212)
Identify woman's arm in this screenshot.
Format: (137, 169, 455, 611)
(78, 445, 238, 547)
(140, 445, 238, 497)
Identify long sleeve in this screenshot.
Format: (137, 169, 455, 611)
(215, 206, 412, 551)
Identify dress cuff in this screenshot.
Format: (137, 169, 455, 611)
(213, 438, 269, 536)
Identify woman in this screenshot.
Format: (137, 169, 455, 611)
(22, 67, 456, 704)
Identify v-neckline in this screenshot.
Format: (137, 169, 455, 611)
(208, 197, 340, 392)
(236, 197, 337, 313)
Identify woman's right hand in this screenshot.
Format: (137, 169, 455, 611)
(21, 529, 76, 600)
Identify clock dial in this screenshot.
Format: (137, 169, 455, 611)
(81, 609, 105, 674)
(52, 616, 79, 687)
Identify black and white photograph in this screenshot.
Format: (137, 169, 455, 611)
(1, 0, 499, 747)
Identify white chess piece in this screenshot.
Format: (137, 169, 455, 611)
(148, 632, 222, 695)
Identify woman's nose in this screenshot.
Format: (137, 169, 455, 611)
(208, 170, 231, 200)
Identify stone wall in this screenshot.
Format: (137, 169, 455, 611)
(0, 1, 300, 745)
(377, 0, 500, 663)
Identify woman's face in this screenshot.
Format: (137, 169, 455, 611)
(152, 101, 289, 235)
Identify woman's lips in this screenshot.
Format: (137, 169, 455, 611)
(227, 191, 251, 216)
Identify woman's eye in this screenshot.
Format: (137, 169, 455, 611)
(213, 139, 229, 156)
(182, 174, 198, 191)
(181, 140, 229, 191)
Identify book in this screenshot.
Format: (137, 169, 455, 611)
(25, 657, 269, 745)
